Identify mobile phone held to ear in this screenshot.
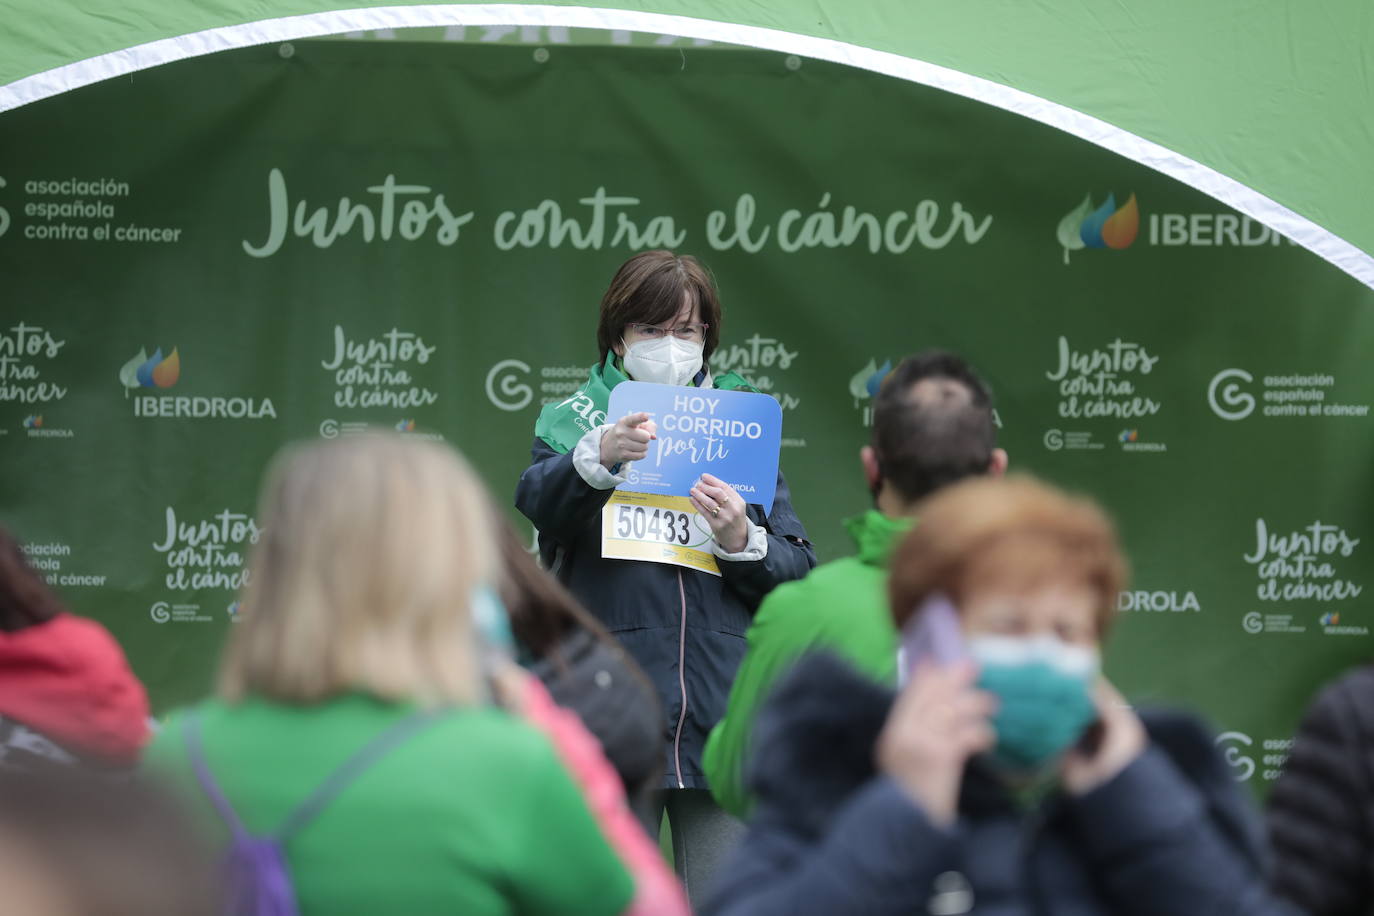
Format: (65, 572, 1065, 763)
(897, 593, 967, 686)
(1074, 718, 1107, 758)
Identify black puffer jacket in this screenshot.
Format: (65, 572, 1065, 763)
(1268, 664, 1374, 916)
(528, 625, 662, 818)
(706, 652, 1300, 916)
(515, 437, 814, 789)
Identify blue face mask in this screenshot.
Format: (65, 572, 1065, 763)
(968, 635, 1099, 772)
(470, 584, 515, 706)
(471, 584, 514, 654)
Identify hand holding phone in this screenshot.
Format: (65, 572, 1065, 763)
(897, 593, 968, 686)
(1060, 678, 1146, 795)
(878, 659, 996, 825)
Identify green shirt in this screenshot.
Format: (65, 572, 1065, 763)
(144, 694, 634, 916)
(703, 510, 913, 817)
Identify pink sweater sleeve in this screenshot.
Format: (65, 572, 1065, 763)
(516, 674, 690, 916)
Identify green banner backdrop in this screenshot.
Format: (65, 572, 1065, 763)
(1, 40, 1370, 794)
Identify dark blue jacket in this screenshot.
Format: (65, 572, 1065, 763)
(705, 652, 1302, 916)
(1267, 664, 1374, 916)
(515, 437, 814, 789)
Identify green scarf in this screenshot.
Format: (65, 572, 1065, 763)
(535, 352, 755, 454)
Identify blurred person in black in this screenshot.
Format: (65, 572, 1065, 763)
(498, 519, 662, 827)
(1268, 664, 1374, 915)
(0, 766, 219, 916)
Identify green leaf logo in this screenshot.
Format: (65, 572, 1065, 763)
(849, 358, 878, 403)
(118, 348, 147, 397)
(1057, 194, 1093, 265)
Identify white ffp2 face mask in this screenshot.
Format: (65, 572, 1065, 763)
(622, 336, 704, 387)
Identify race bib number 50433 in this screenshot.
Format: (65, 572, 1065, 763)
(600, 491, 721, 576)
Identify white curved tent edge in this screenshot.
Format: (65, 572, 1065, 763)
(5, 2, 1372, 290)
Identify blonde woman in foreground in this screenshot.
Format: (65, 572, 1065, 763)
(144, 436, 658, 916)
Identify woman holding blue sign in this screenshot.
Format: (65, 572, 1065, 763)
(516, 250, 815, 901)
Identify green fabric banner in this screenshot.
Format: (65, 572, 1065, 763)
(1, 41, 1370, 794)
(6, 3, 1374, 291)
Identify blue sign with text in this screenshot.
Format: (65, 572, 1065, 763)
(607, 381, 783, 513)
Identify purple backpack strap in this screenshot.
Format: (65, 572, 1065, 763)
(183, 709, 443, 916)
(184, 714, 250, 839)
(185, 713, 300, 916)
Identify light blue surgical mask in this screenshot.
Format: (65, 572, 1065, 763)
(471, 585, 515, 706)
(968, 634, 1099, 772)
(471, 584, 513, 654)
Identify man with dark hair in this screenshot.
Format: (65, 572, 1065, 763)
(868, 351, 1002, 503)
(703, 350, 1006, 817)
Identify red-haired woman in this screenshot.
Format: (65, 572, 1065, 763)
(707, 476, 1295, 916)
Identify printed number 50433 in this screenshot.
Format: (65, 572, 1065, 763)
(615, 504, 695, 546)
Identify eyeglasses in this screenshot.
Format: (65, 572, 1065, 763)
(626, 322, 709, 343)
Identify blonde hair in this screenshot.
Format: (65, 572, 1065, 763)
(218, 435, 497, 706)
(888, 475, 1128, 636)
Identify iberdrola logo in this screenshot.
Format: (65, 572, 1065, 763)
(118, 347, 181, 397)
(1057, 193, 1139, 264)
(848, 358, 892, 408)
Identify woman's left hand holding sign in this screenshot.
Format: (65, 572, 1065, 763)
(690, 473, 749, 553)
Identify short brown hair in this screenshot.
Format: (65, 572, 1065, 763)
(494, 518, 655, 695)
(497, 518, 614, 659)
(871, 350, 997, 502)
(0, 527, 64, 633)
(596, 251, 723, 363)
(888, 475, 1127, 636)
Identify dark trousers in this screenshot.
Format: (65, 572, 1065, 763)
(652, 788, 747, 906)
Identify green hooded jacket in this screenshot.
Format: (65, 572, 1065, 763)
(703, 509, 913, 817)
